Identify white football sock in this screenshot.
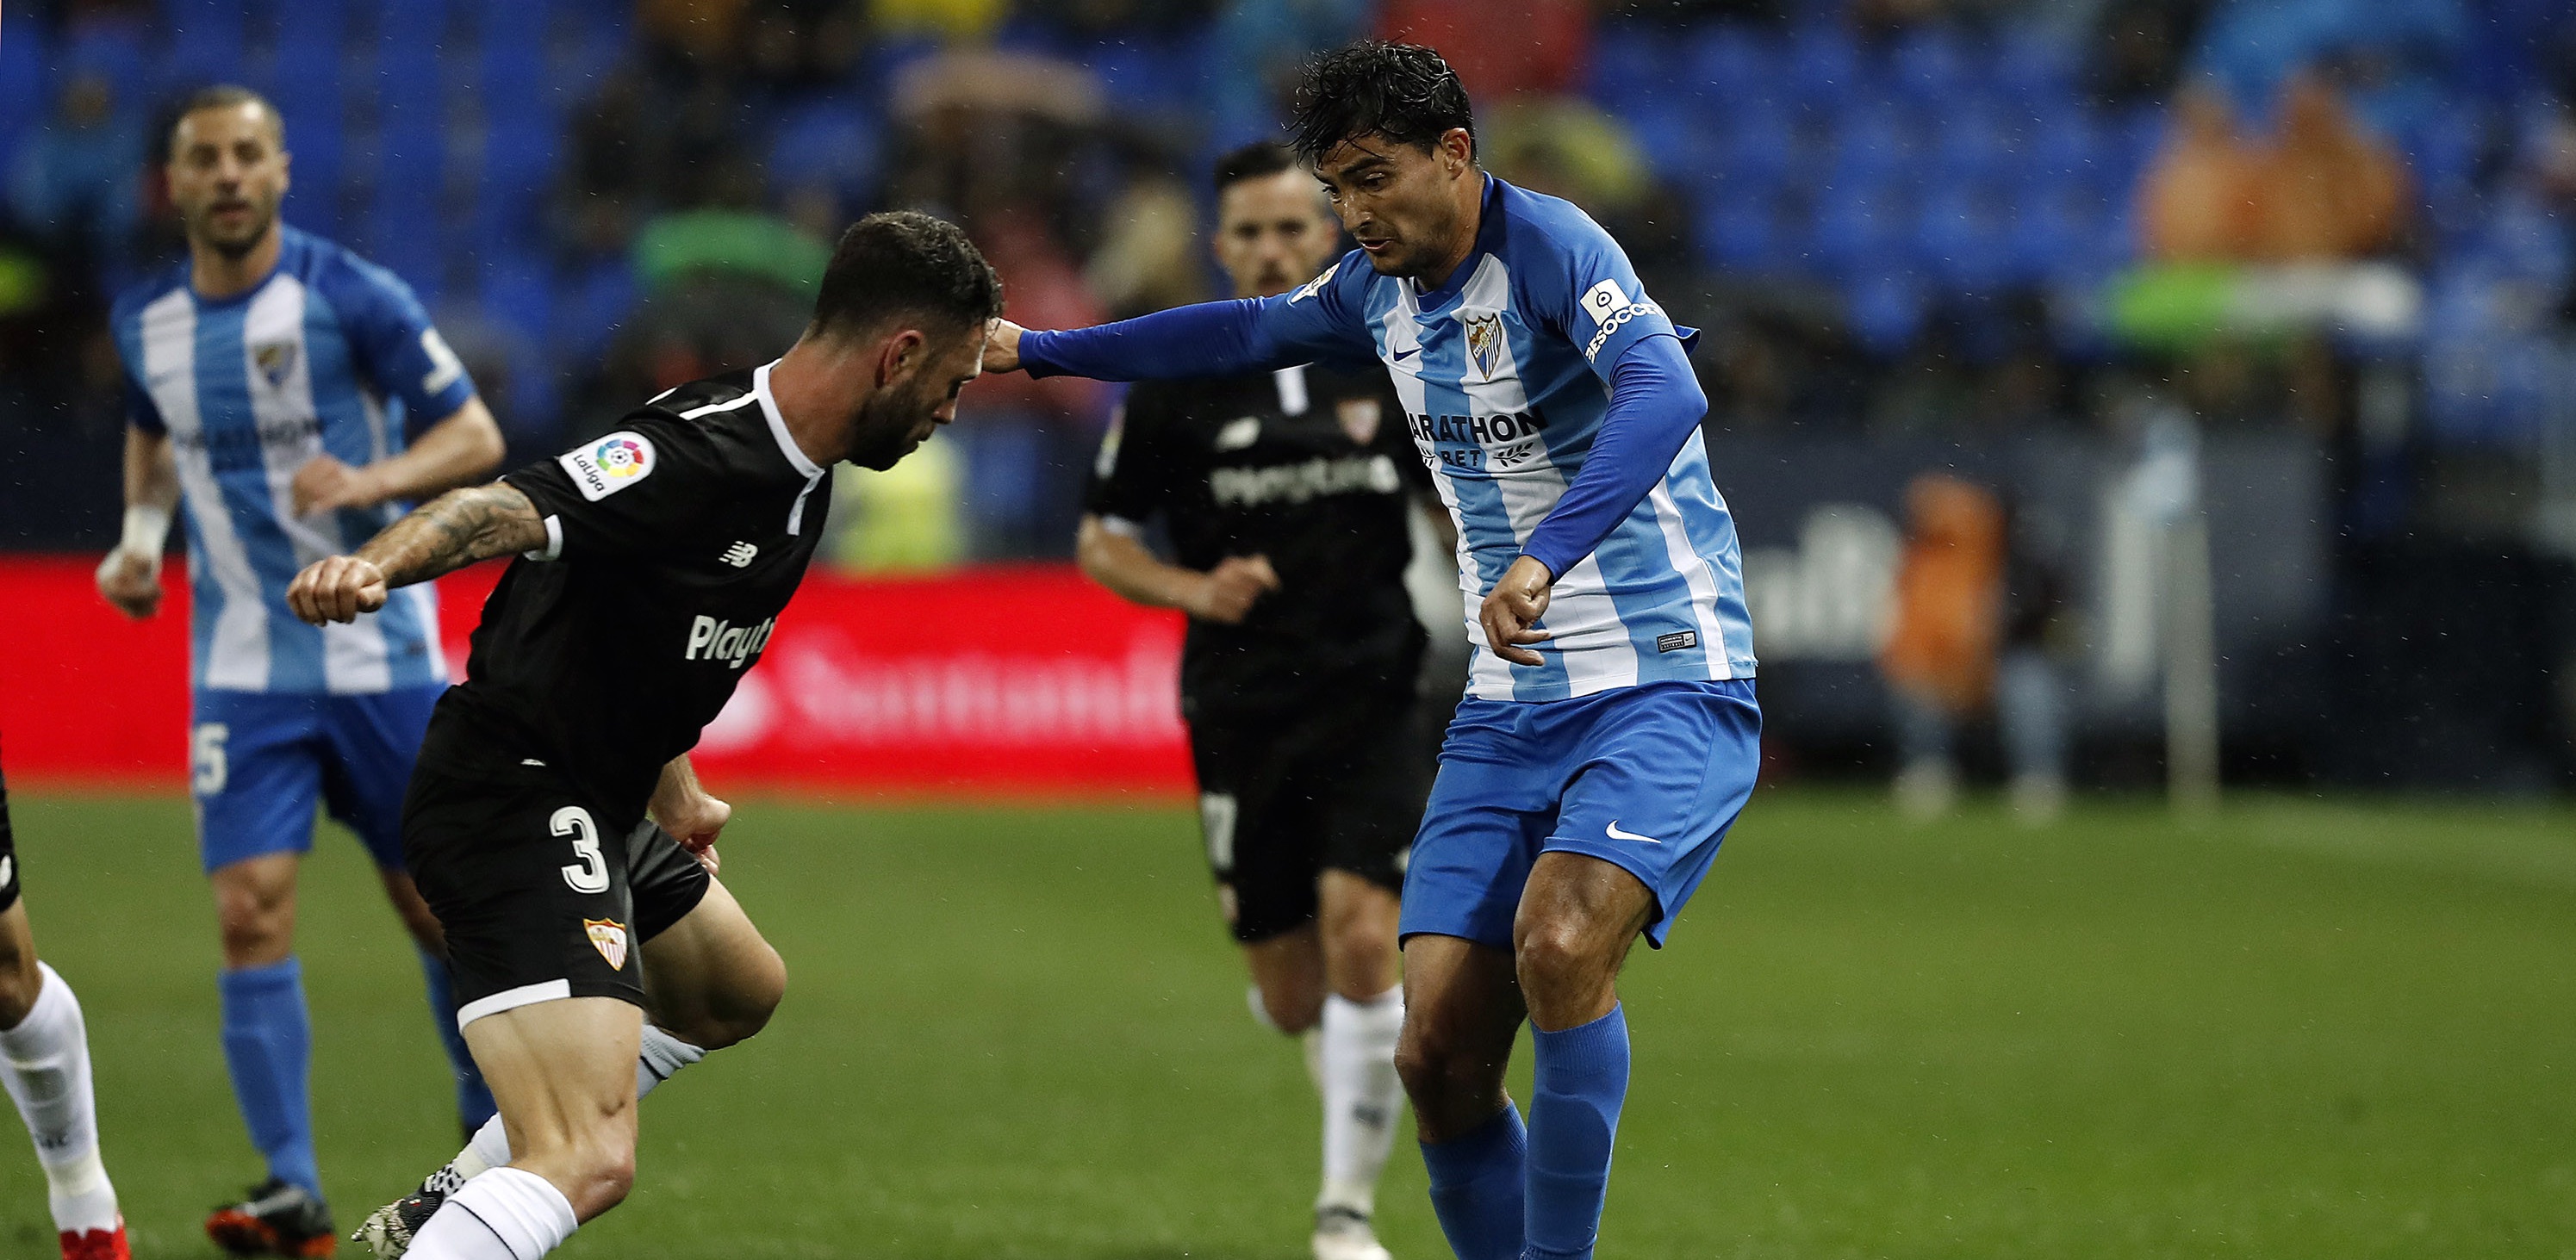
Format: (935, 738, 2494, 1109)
(1316, 985, 1404, 1217)
(0, 963, 117, 1233)
(405, 1166, 576, 1259)
(443, 1026, 705, 1185)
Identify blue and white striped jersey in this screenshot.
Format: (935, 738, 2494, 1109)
(112, 227, 477, 694)
(1249, 177, 1757, 702)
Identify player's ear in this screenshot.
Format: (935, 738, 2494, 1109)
(874, 328, 927, 388)
(1440, 127, 1473, 175)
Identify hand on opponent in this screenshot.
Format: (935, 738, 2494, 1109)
(286, 555, 389, 624)
(1480, 554, 1555, 667)
(981, 319, 1026, 374)
(1188, 555, 1280, 625)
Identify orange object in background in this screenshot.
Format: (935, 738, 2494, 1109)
(1878, 475, 2007, 715)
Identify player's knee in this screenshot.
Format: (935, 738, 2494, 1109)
(1259, 983, 1322, 1036)
(720, 944, 787, 1046)
(214, 884, 295, 964)
(1510, 918, 1606, 999)
(0, 950, 40, 1029)
(562, 1139, 637, 1219)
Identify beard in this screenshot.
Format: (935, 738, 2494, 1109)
(846, 382, 942, 471)
(196, 202, 278, 261)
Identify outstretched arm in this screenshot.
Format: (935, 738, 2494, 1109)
(286, 481, 546, 624)
(984, 263, 1372, 382)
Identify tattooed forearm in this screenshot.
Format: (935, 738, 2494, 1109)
(354, 482, 548, 589)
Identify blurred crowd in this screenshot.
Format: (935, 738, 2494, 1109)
(1, 0, 2573, 564)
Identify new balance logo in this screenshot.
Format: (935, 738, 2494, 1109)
(719, 542, 757, 568)
(1605, 820, 1663, 845)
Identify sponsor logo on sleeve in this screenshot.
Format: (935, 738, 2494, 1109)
(559, 431, 656, 501)
(1581, 279, 1630, 324)
(1580, 278, 1666, 363)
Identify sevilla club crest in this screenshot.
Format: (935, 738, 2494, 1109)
(1337, 397, 1382, 446)
(584, 918, 630, 970)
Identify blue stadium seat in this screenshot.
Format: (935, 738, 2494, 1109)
(379, 0, 451, 52)
(472, 0, 553, 55)
(1928, 103, 2015, 186)
(1845, 270, 1928, 357)
(1827, 104, 1919, 189)
(1586, 23, 1674, 115)
(0, 13, 45, 177)
(64, 25, 152, 115)
(1890, 26, 1973, 106)
(768, 97, 883, 207)
(1993, 27, 2079, 105)
(1913, 183, 2011, 290)
(1711, 107, 1796, 189)
(1683, 25, 1782, 115)
(1695, 185, 1783, 273)
(1803, 178, 1910, 281)
(1781, 25, 1858, 112)
(558, 259, 636, 364)
(273, 0, 349, 53)
(162, 0, 250, 95)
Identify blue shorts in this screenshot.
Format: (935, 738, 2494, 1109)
(190, 686, 445, 874)
(1399, 679, 1760, 951)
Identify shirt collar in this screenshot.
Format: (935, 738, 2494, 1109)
(752, 360, 824, 479)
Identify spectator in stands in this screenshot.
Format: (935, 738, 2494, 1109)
(1207, 0, 1372, 148)
(2138, 84, 2263, 263)
(1085, 173, 1205, 320)
(1880, 475, 2004, 820)
(2251, 72, 2408, 261)
(6, 70, 142, 275)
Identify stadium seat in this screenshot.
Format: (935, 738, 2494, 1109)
(161, 0, 250, 96)
(63, 24, 153, 116)
(767, 97, 884, 208)
(1585, 23, 1673, 115)
(471, 0, 553, 54)
(1683, 25, 1783, 115)
(1695, 186, 1783, 274)
(0, 13, 44, 176)
(1845, 270, 1928, 357)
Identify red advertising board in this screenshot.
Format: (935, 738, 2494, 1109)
(0, 556, 1193, 798)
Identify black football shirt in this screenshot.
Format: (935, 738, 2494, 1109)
(1086, 363, 1431, 715)
(419, 365, 831, 830)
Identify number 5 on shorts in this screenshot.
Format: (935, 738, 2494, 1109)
(553, 806, 610, 893)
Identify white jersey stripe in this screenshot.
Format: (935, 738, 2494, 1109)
(142, 291, 271, 691)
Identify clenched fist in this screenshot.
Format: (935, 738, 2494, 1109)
(1186, 555, 1281, 625)
(287, 555, 389, 624)
(1479, 554, 1555, 667)
(95, 549, 163, 619)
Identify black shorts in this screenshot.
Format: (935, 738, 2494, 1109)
(1187, 685, 1428, 943)
(0, 761, 20, 915)
(402, 754, 711, 1026)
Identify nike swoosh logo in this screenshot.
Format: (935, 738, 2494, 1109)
(1391, 348, 1420, 362)
(1605, 820, 1662, 845)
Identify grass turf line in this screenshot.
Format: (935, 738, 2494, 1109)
(0, 790, 2567, 1258)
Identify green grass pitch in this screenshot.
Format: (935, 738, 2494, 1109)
(0, 788, 2570, 1258)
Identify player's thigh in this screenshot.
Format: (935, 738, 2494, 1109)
(1191, 711, 1324, 944)
(1397, 699, 1562, 952)
(190, 690, 327, 874)
(1544, 680, 1761, 949)
(316, 686, 444, 872)
(1310, 685, 1427, 906)
(405, 760, 650, 1025)
(638, 872, 783, 1052)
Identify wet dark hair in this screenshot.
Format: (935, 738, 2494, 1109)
(811, 211, 1004, 339)
(164, 84, 283, 162)
(1288, 40, 1476, 165)
(1212, 140, 1302, 195)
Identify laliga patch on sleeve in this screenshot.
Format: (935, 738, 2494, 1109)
(559, 431, 657, 501)
(1290, 261, 1341, 304)
(1581, 278, 1631, 326)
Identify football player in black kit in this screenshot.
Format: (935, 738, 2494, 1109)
(1077, 141, 1444, 1260)
(283, 212, 999, 1260)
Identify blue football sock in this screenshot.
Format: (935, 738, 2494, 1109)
(1524, 1004, 1632, 1260)
(218, 959, 320, 1196)
(1422, 1104, 1528, 1260)
(416, 949, 495, 1131)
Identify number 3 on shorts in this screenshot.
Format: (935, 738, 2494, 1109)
(553, 806, 610, 893)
